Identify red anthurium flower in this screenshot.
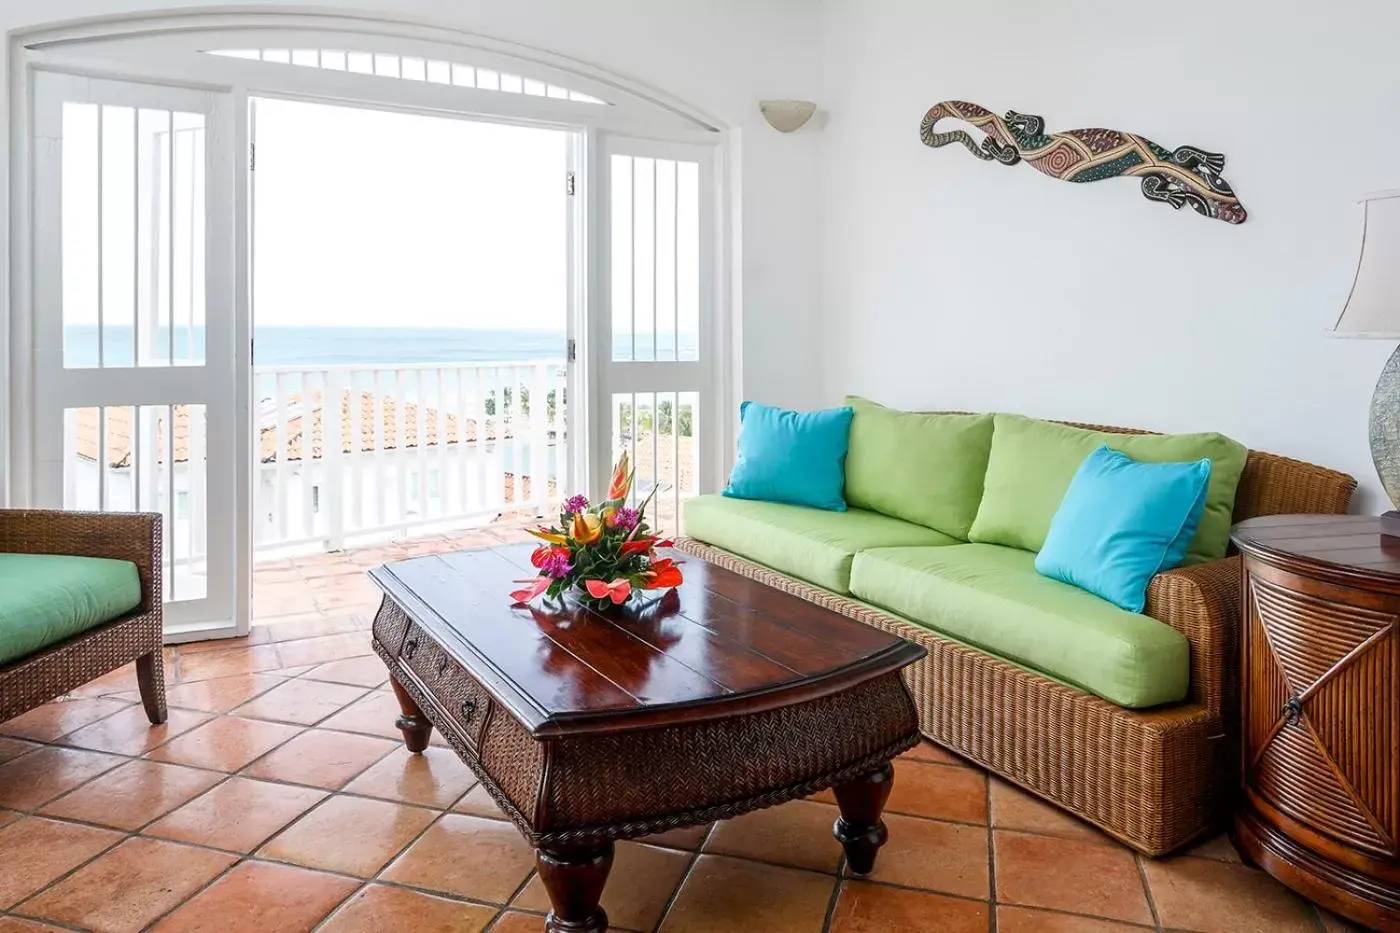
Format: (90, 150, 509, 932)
(585, 578, 632, 604)
(530, 544, 569, 568)
(620, 537, 657, 557)
(642, 558, 684, 590)
(509, 577, 551, 605)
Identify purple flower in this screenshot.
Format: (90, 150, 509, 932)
(609, 507, 639, 532)
(563, 494, 589, 516)
(540, 549, 573, 579)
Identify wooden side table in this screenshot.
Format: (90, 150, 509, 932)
(1232, 515, 1400, 931)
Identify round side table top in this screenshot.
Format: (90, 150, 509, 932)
(1231, 514, 1400, 583)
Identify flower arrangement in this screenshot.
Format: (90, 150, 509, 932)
(510, 452, 683, 609)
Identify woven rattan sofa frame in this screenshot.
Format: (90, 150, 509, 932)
(0, 510, 167, 725)
(678, 423, 1358, 856)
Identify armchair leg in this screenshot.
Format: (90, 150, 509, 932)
(136, 651, 168, 725)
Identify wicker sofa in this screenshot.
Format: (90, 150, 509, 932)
(0, 510, 167, 726)
(678, 410, 1356, 856)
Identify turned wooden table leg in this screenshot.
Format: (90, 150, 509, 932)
(537, 842, 613, 933)
(389, 676, 433, 753)
(833, 761, 895, 874)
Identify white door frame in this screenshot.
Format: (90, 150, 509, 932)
(30, 69, 240, 637)
(6, 11, 738, 638)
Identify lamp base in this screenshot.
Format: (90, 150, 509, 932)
(1382, 511, 1400, 544)
(1370, 343, 1400, 516)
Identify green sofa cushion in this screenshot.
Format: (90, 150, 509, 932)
(0, 553, 143, 666)
(850, 544, 1189, 708)
(843, 398, 994, 539)
(967, 413, 1248, 564)
(683, 494, 958, 594)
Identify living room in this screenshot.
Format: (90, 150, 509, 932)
(0, 2, 1395, 932)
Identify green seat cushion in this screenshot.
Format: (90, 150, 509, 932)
(0, 553, 143, 666)
(683, 494, 959, 594)
(967, 413, 1248, 564)
(850, 544, 1189, 708)
(843, 398, 994, 539)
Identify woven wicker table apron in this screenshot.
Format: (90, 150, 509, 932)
(369, 545, 925, 933)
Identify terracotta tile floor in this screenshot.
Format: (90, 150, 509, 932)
(0, 531, 1373, 932)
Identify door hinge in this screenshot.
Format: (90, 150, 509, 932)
(566, 171, 576, 196)
(249, 142, 256, 172)
(567, 338, 577, 362)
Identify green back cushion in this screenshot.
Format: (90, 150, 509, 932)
(843, 398, 994, 539)
(967, 414, 1247, 564)
(0, 553, 143, 666)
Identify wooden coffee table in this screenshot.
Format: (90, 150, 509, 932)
(369, 544, 925, 933)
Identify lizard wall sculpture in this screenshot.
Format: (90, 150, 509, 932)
(920, 100, 1247, 225)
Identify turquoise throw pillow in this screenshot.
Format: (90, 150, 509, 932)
(724, 401, 854, 512)
(1035, 445, 1212, 612)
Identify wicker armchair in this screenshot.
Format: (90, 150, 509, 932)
(0, 510, 166, 725)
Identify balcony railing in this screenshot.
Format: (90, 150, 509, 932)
(254, 359, 566, 554)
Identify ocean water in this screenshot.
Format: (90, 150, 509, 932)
(63, 325, 567, 367)
(62, 325, 697, 367)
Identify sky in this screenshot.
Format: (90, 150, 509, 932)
(59, 93, 697, 352)
(61, 96, 569, 332)
(253, 98, 568, 330)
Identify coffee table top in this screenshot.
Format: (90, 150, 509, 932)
(369, 544, 925, 738)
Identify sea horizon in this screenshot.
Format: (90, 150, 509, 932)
(63, 323, 696, 368)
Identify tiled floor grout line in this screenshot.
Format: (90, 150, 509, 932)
(649, 820, 718, 932)
(817, 855, 844, 933)
(986, 771, 998, 933)
(1134, 852, 1165, 932)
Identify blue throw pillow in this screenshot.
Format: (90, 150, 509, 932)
(724, 401, 854, 511)
(1035, 445, 1212, 613)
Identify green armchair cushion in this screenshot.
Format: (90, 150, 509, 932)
(683, 494, 958, 594)
(0, 553, 143, 666)
(967, 413, 1247, 564)
(843, 397, 994, 539)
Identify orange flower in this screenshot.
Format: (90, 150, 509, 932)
(570, 511, 603, 546)
(526, 526, 568, 546)
(642, 558, 683, 590)
(607, 452, 633, 502)
(620, 536, 657, 557)
(585, 578, 632, 604)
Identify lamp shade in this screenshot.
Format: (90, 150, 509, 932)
(1334, 190, 1400, 338)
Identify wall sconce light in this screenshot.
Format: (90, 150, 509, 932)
(759, 100, 816, 133)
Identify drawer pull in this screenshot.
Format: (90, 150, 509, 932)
(436, 656, 450, 677)
(460, 698, 478, 724)
(403, 638, 419, 661)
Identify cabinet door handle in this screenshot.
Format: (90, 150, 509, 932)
(1283, 696, 1304, 725)
(460, 698, 478, 724)
(403, 638, 419, 661)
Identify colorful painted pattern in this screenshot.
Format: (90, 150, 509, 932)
(920, 100, 1247, 224)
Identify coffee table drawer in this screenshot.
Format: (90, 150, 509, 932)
(400, 624, 491, 750)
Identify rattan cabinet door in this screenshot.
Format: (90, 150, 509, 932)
(1242, 564, 1400, 857)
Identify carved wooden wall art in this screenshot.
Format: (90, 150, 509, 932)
(920, 100, 1247, 224)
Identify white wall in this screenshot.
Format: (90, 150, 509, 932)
(0, 0, 826, 502)
(819, 0, 1398, 510)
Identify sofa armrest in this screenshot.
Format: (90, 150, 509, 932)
(1144, 555, 1240, 717)
(0, 510, 163, 614)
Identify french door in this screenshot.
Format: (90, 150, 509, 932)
(593, 136, 718, 536)
(30, 71, 239, 634)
